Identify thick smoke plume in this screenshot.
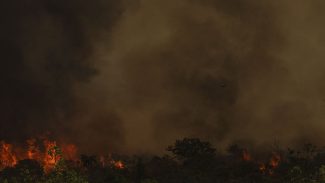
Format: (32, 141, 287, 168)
(0, 0, 325, 154)
(0, 0, 124, 153)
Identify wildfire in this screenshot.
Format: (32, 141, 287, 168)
(43, 140, 60, 172)
(238, 148, 281, 175)
(27, 138, 40, 160)
(0, 138, 78, 172)
(259, 153, 281, 175)
(99, 155, 125, 169)
(0, 141, 17, 168)
(1, 138, 278, 174)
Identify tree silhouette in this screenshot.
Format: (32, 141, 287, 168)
(167, 138, 216, 161)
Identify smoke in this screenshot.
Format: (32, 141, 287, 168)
(1, 0, 325, 154)
(92, 0, 286, 152)
(0, 0, 125, 153)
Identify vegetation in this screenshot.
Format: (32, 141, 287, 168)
(1, 138, 325, 183)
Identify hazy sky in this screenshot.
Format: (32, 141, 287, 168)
(1, 0, 325, 154)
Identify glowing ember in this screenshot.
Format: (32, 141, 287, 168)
(114, 160, 125, 169)
(99, 155, 125, 169)
(259, 163, 266, 173)
(258, 153, 281, 175)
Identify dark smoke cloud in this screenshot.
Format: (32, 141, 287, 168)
(0, 0, 124, 153)
(89, 0, 286, 152)
(1, 0, 325, 154)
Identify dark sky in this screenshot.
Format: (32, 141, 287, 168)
(1, 0, 325, 154)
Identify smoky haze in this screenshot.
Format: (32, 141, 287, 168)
(0, 0, 325, 154)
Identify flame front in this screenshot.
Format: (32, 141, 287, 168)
(0, 139, 126, 173)
(0, 138, 78, 172)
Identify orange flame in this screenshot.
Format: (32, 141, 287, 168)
(0, 138, 79, 173)
(99, 155, 125, 169)
(43, 140, 60, 172)
(269, 153, 281, 169)
(0, 141, 17, 168)
(258, 153, 281, 175)
(27, 138, 40, 160)
(114, 160, 125, 169)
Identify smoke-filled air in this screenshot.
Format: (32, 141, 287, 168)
(1, 0, 325, 155)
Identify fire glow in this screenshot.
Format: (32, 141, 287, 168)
(0, 138, 76, 172)
(0, 142, 17, 169)
(0, 138, 124, 172)
(242, 150, 282, 175)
